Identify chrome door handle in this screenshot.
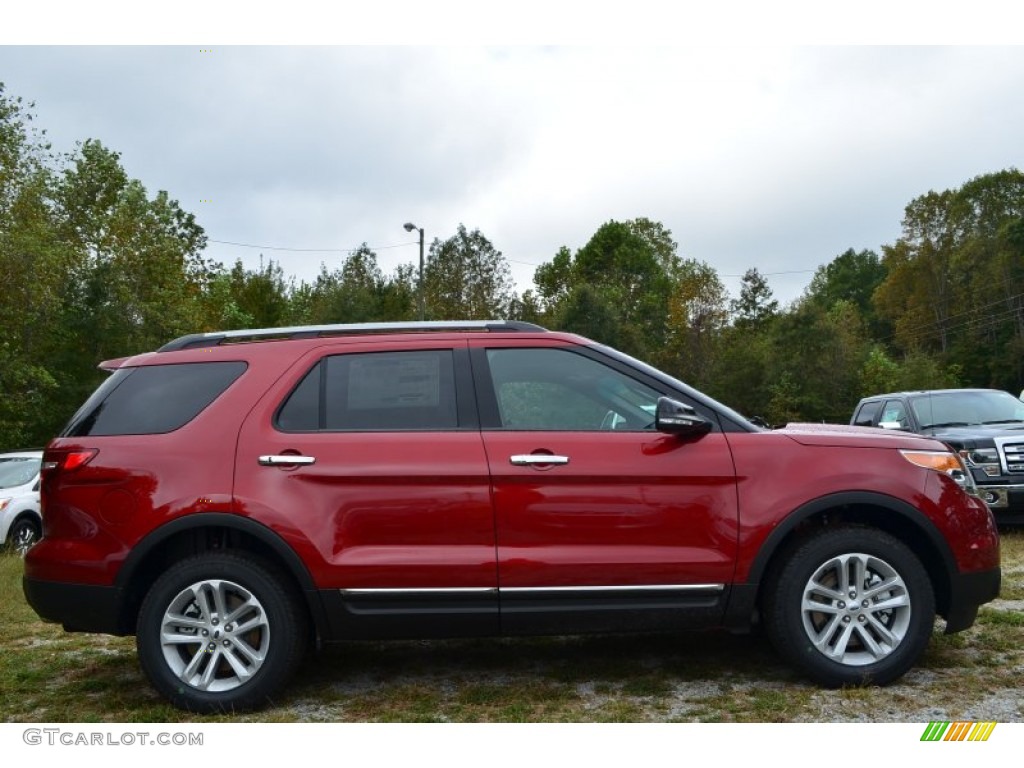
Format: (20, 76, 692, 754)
(258, 455, 316, 466)
(509, 454, 569, 466)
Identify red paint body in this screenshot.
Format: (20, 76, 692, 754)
(25, 330, 1000, 640)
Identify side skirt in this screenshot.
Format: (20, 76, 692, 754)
(318, 584, 729, 642)
(500, 584, 728, 635)
(321, 588, 500, 641)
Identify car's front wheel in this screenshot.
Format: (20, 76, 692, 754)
(6, 515, 41, 556)
(136, 553, 306, 712)
(764, 526, 935, 687)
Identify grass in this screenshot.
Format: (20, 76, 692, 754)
(2, 530, 1023, 723)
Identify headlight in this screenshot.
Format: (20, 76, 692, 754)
(901, 449, 979, 496)
(959, 448, 1001, 477)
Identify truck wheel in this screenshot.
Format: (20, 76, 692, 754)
(137, 553, 306, 712)
(764, 526, 935, 687)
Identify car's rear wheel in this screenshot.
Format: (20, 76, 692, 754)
(137, 553, 306, 712)
(764, 526, 935, 687)
(6, 515, 41, 556)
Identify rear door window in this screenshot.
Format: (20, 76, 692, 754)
(276, 349, 459, 431)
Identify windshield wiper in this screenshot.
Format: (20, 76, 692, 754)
(980, 419, 1024, 425)
(923, 421, 972, 429)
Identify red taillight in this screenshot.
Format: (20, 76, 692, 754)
(60, 450, 98, 472)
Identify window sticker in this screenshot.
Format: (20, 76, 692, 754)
(347, 354, 441, 410)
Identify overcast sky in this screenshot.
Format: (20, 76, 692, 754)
(1, 41, 1022, 307)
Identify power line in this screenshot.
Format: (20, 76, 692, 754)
(207, 238, 415, 254)
(721, 269, 817, 278)
(209, 237, 555, 272)
(897, 305, 1024, 344)
(209, 240, 823, 280)
(882, 291, 1024, 343)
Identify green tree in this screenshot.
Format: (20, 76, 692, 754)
(557, 284, 623, 348)
(572, 220, 670, 332)
(57, 140, 209, 362)
(766, 372, 803, 427)
(536, 219, 680, 361)
(0, 343, 57, 448)
(203, 268, 256, 330)
(533, 246, 573, 310)
(858, 346, 961, 396)
(731, 268, 779, 330)
(295, 249, 416, 325)
(705, 325, 773, 420)
(761, 300, 872, 423)
(0, 84, 66, 446)
(804, 248, 888, 337)
(422, 224, 514, 319)
(662, 258, 729, 387)
(507, 289, 544, 325)
(626, 217, 680, 277)
(377, 262, 417, 321)
(203, 258, 290, 330)
(859, 346, 901, 396)
(874, 170, 1024, 389)
(337, 244, 386, 323)
(47, 140, 211, 431)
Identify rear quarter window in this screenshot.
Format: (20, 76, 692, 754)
(62, 361, 247, 437)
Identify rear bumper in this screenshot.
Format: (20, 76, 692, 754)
(23, 577, 126, 635)
(943, 566, 1001, 633)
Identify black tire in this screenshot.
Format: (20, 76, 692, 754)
(763, 526, 935, 687)
(6, 515, 41, 556)
(136, 552, 307, 713)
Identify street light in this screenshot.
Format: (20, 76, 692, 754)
(403, 222, 425, 320)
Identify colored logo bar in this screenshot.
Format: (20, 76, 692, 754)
(921, 722, 997, 741)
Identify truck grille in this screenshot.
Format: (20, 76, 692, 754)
(1000, 440, 1024, 473)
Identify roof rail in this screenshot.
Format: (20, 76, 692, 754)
(158, 320, 549, 352)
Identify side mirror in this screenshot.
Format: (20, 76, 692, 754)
(655, 397, 712, 437)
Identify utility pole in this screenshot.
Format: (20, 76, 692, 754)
(403, 222, 425, 320)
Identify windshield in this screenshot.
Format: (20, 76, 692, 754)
(911, 390, 1024, 429)
(0, 456, 41, 489)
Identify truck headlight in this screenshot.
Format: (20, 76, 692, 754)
(959, 448, 1001, 477)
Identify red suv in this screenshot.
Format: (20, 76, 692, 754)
(24, 321, 1001, 712)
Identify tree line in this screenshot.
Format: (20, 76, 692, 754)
(3, 83, 1023, 448)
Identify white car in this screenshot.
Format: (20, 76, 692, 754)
(0, 450, 43, 555)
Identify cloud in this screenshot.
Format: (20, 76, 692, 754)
(1, 45, 1021, 306)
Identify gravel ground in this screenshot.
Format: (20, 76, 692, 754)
(274, 602, 1023, 723)
(271, 555, 1024, 723)
(3, 535, 1021, 723)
